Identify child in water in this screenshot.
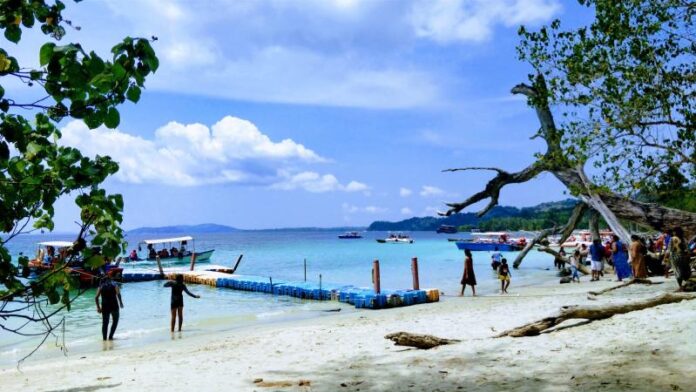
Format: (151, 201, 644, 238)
(164, 274, 200, 332)
(498, 258, 511, 294)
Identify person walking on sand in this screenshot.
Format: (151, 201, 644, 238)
(611, 235, 632, 282)
(669, 227, 691, 291)
(589, 239, 604, 281)
(460, 249, 477, 296)
(164, 274, 201, 332)
(629, 235, 648, 279)
(569, 250, 581, 283)
(95, 276, 123, 341)
(498, 258, 511, 293)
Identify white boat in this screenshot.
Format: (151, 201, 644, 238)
(377, 233, 414, 244)
(132, 236, 214, 263)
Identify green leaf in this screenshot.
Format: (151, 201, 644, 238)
(104, 108, 120, 128)
(84, 255, 105, 269)
(39, 43, 55, 66)
(126, 86, 141, 103)
(4, 25, 21, 43)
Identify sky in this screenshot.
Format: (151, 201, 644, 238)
(5, 0, 594, 231)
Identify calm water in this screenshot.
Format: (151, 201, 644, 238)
(1, 230, 557, 365)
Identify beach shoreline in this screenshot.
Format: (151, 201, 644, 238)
(2, 275, 695, 391)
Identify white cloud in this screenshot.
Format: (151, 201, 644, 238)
(400, 207, 413, 215)
(342, 203, 387, 214)
(59, 116, 366, 190)
(420, 185, 445, 197)
(399, 187, 413, 197)
(410, 0, 560, 43)
(272, 171, 368, 193)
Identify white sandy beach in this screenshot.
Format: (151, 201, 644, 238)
(2, 276, 695, 392)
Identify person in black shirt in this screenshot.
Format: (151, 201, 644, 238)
(164, 274, 200, 332)
(95, 276, 124, 341)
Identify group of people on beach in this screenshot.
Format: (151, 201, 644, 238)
(94, 274, 201, 341)
(556, 228, 694, 290)
(459, 246, 511, 296)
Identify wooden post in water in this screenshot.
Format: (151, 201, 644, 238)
(411, 257, 420, 290)
(373, 259, 381, 294)
(189, 252, 197, 271)
(319, 274, 322, 292)
(156, 256, 164, 277)
(269, 277, 273, 293)
(304, 258, 307, 281)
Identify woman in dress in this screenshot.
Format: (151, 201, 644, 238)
(460, 249, 476, 297)
(629, 235, 648, 279)
(611, 235, 632, 282)
(669, 227, 691, 291)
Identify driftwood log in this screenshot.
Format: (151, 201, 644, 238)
(385, 332, 460, 349)
(588, 278, 653, 297)
(496, 293, 696, 338)
(537, 246, 591, 275)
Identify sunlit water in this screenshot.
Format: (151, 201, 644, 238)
(1, 230, 559, 365)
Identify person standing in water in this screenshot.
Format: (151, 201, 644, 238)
(460, 249, 477, 296)
(490, 247, 502, 270)
(498, 258, 511, 293)
(95, 276, 123, 341)
(164, 274, 200, 332)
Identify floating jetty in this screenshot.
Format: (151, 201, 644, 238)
(121, 264, 440, 310)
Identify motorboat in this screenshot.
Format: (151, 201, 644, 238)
(26, 241, 123, 287)
(136, 236, 214, 263)
(436, 225, 458, 234)
(338, 231, 362, 239)
(377, 233, 414, 244)
(455, 232, 526, 251)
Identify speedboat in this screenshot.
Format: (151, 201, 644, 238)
(436, 225, 458, 234)
(136, 236, 214, 264)
(455, 232, 526, 251)
(377, 233, 414, 244)
(338, 231, 362, 239)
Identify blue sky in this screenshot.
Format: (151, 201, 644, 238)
(7, 0, 594, 230)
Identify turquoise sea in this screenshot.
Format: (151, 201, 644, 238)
(1, 230, 558, 365)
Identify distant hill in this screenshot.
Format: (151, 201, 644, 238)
(127, 223, 239, 235)
(367, 199, 583, 231)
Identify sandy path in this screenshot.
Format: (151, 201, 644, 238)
(2, 277, 695, 391)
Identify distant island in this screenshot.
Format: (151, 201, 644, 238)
(126, 223, 239, 235)
(368, 199, 588, 232)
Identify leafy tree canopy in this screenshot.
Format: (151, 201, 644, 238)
(518, 0, 695, 195)
(0, 0, 157, 331)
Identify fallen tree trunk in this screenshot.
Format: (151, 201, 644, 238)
(496, 293, 696, 337)
(588, 278, 653, 296)
(537, 246, 590, 275)
(443, 77, 696, 262)
(385, 332, 459, 349)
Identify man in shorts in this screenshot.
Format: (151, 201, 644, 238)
(589, 239, 604, 281)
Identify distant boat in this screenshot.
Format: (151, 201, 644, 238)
(377, 233, 414, 244)
(436, 225, 457, 234)
(455, 232, 526, 252)
(338, 231, 362, 239)
(137, 236, 214, 264)
(26, 241, 123, 287)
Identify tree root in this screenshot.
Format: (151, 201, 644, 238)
(385, 332, 460, 349)
(495, 293, 696, 338)
(588, 278, 653, 297)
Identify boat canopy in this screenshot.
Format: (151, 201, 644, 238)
(38, 241, 73, 248)
(476, 232, 508, 236)
(142, 236, 193, 245)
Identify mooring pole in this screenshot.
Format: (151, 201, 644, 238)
(189, 252, 197, 271)
(304, 258, 307, 282)
(270, 276, 273, 293)
(411, 257, 420, 290)
(373, 259, 381, 294)
(319, 273, 322, 292)
(156, 256, 164, 277)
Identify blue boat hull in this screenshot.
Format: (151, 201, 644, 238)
(455, 242, 520, 252)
